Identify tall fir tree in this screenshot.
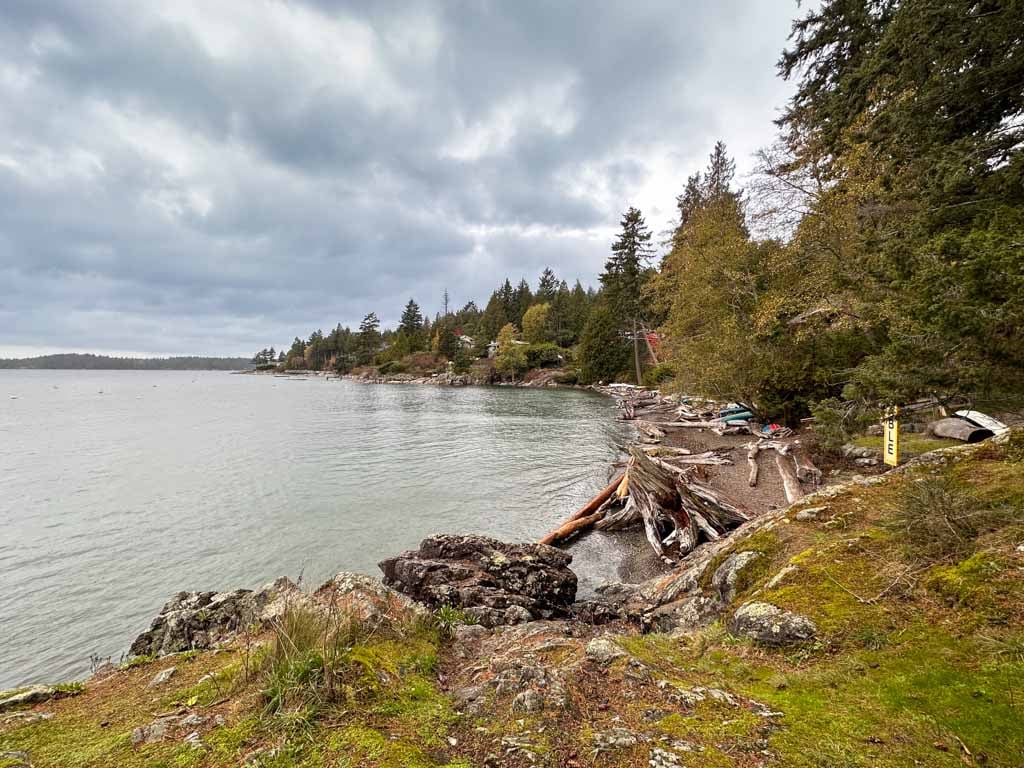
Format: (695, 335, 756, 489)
(536, 268, 558, 304)
(600, 206, 654, 383)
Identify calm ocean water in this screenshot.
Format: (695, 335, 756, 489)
(0, 370, 629, 688)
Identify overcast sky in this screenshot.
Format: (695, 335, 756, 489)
(0, 0, 799, 358)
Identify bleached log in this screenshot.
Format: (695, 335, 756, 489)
(774, 451, 804, 504)
(746, 442, 761, 487)
(651, 421, 720, 429)
(636, 421, 666, 439)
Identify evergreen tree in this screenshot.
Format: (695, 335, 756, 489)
(550, 281, 573, 346)
(399, 299, 423, 336)
(399, 298, 424, 351)
(569, 280, 591, 342)
(578, 298, 631, 385)
(357, 312, 381, 365)
(536, 268, 558, 304)
(600, 207, 654, 383)
(478, 292, 510, 346)
(512, 279, 534, 326)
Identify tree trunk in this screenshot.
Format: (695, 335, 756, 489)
(632, 317, 643, 386)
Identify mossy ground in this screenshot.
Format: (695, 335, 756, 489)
(3, 435, 1023, 767)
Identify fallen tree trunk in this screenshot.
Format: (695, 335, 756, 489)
(774, 451, 804, 504)
(539, 472, 625, 546)
(650, 421, 721, 429)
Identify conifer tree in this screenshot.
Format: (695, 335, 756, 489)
(600, 207, 654, 384)
(536, 268, 558, 304)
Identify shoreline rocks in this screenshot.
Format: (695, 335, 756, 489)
(129, 577, 302, 658)
(379, 534, 578, 627)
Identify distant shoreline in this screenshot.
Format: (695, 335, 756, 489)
(0, 353, 253, 372)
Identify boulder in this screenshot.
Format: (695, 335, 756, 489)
(585, 636, 626, 665)
(731, 602, 817, 646)
(0, 685, 56, 712)
(130, 573, 422, 659)
(378, 534, 577, 627)
(130, 577, 301, 657)
(710, 551, 762, 604)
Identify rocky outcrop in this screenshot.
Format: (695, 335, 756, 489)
(379, 534, 577, 627)
(129, 572, 420, 659)
(731, 601, 817, 645)
(129, 577, 301, 657)
(0, 685, 57, 712)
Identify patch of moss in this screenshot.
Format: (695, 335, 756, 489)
(925, 552, 1017, 620)
(119, 654, 155, 670)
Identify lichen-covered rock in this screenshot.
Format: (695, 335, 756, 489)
(378, 534, 577, 627)
(643, 594, 722, 633)
(146, 667, 176, 688)
(710, 551, 762, 604)
(585, 636, 626, 665)
(130, 573, 420, 658)
(129, 578, 299, 657)
(313, 571, 425, 625)
(0, 685, 56, 712)
(731, 601, 817, 645)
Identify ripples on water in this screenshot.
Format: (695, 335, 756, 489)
(0, 371, 629, 688)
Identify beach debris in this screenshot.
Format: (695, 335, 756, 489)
(954, 410, 1009, 435)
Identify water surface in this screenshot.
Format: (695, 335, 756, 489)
(0, 371, 629, 688)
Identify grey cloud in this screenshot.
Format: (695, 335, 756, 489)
(0, 0, 796, 356)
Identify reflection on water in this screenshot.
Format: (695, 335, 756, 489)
(0, 371, 628, 687)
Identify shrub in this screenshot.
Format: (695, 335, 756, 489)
(525, 342, 562, 369)
(809, 397, 877, 455)
(378, 360, 408, 376)
(886, 477, 1015, 564)
(433, 604, 477, 639)
(642, 362, 676, 388)
(554, 370, 579, 385)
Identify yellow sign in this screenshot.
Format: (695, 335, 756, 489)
(883, 407, 900, 466)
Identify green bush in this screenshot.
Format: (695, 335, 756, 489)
(809, 397, 876, 455)
(642, 362, 676, 388)
(525, 342, 563, 369)
(555, 370, 579, 385)
(378, 360, 408, 376)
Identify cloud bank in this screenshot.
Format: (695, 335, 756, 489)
(0, 0, 796, 356)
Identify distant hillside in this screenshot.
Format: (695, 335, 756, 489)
(0, 354, 253, 371)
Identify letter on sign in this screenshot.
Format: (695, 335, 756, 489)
(883, 407, 900, 467)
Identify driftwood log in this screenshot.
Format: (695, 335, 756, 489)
(746, 442, 761, 487)
(774, 449, 804, 504)
(791, 443, 822, 485)
(539, 472, 625, 546)
(596, 447, 748, 562)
